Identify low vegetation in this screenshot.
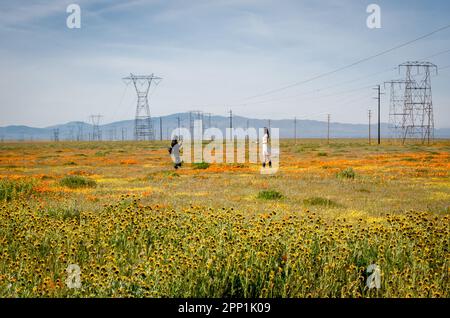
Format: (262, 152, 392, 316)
(59, 176, 96, 189)
(257, 190, 283, 200)
(0, 139, 448, 298)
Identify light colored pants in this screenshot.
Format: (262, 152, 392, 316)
(263, 144, 271, 163)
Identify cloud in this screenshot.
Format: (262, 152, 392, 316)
(0, 0, 449, 128)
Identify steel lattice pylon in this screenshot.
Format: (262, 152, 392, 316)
(89, 114, 102, 141)
(189, 110, 203, 139)
(398, 62, 437, 144)
(123, 73, 162, 141)
(385, 79, 411, 140)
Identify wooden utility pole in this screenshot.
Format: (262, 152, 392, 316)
(327, 114, 330, 144)
(373, 85, 382, 145)
(159, 117, 163, 141)
(294, 117, 297, 144)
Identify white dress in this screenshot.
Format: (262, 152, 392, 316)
(262, 133, 271, 163)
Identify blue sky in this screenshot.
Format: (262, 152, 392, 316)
(0, 0, 449, 127)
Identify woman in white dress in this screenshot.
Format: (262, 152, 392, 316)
(262, 127, 272, 168)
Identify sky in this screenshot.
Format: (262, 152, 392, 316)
(0, 0, 449, 128)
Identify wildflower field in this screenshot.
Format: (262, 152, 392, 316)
(0, 139, 448, 298)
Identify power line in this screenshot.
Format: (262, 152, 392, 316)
(226, 47, 450, 109)
(235, 24, 450, 102)
(230, 84, 375, 108)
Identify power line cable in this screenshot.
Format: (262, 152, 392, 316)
(236, 24, 450, 102)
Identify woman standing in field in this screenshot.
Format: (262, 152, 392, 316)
(262, 127, 272, 168)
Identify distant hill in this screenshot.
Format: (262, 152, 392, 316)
(1, 113, 449, 140)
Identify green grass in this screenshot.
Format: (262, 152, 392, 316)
(0, 178, 35, 201)
(303, 196, 339, 207)
(59, 175, 96, 189)
(192, 161, 210, 169)
(257, 190, 283, 200)
(46, 206, 81, 220)
(337, 167, 356, 179)
(162, 171, 180, 177)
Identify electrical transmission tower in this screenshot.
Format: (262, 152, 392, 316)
(123, 73, 162, 141)
(189, 110, 203, 139)
(77, 123, 84, 141)
(53, 128, 59, 142)
(398, 62, 437, 144)
(384, 79, 410, 141)
(89, 115, 102, 141)
(204, 112, 213, 129)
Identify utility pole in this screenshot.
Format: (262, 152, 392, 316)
(121, 128, 126, 141)
(294, 117, 297, 144)
(246, 119, 249, 142)
(368, 110, 372, 145)
(229, 110, 233, 129)
(373, 85, 381, 145)
(177, 116, 181, 137)
(203, 113, 212, 129)
(159, 117, 163, 141)
(327, 114, 330, 144)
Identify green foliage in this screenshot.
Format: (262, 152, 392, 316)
(257, 190, 283, 200)
(303, 196, 338, 207)
(46, 206, 81, 220)
(60, 175, 96, 189)
(192, 161, 210, 169)
(337, 167, 356, 179)
(317, 152, 328, 157)
(162, 171, 180, 177)
(0, 178, 35, 201)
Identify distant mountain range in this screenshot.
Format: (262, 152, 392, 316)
(1, 113, 449, 140)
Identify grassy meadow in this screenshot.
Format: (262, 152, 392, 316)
(0, 139, 449, 297)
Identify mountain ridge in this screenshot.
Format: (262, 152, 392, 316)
(1, 113, 449, 140)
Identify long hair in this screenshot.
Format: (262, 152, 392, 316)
(264, 127, 270, 139)
(171, 139, 178, 147)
